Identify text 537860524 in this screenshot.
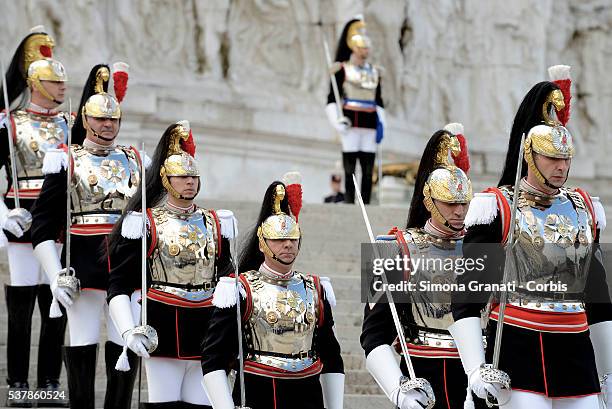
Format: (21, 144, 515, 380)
(7, 389, 67, 401)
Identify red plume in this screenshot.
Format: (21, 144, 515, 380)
(548, 65, 571, 126)
(180, 130, 196, 158)
(453, 134, 470, 174)
(40, 46, 52, 58)
(282, 172, 302, 222)
(443, 123, 470, 174)
(112, 62, 129, 103)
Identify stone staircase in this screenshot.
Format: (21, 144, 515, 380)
(0, 197, 610, 408)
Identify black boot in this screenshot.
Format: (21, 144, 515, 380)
(139, 403, 181, 409)
(104, 341, 138, 409)
(36, 284, 69, 408)
(63, 344, 98, 409)
(5, 284, 38, 408)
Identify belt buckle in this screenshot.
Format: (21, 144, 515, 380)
(298, 351, 308, 359)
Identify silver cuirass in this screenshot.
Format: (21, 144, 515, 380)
(402, 229, 463, 332)
(502, 186, 594, 303)
(243, 270, 320, 372)
(12, 110, 69, 190)
(70, 145, 140, 225)
(342, 61, 379, 102)
(149, 206, 218, 293)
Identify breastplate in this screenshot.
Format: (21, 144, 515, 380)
(502, 186, 594, 300)
(70, 145, 140, 224)
(12, 110, 68, 189)
(243, 270, 319, 372)
(401, 229, 463, 332)
(149, 207, 218, 288)
(342, 61, 379, 101)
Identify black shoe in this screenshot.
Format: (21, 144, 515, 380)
(63, 344, 98, 409)
(6, 381, 33, 408)
(139, 403, 181, 409)
(104, 341, 138, 409)
(36, 379, 69, 408)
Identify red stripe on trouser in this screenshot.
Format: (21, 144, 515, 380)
(539, 333, 549, 396)
(443, 359, 450, 409)
(272, 378, 277, 409)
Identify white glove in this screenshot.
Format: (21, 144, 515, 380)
(366, 344, 434, 409)
(467, 367, 504, 400)
(34, 240, 63, 280)
(109, 295, 150, 358)
(3, 217, 24, 237)
(448, 317, 508, 401)
(50, 272, 76, 309)
(397, 389, 432, 409)
(124, 330, 151, 359)
(0, 200, 31, 237)
(202, 369, 235, 409)
(320, 373, 344, 409)
(325, 103, 350, 133)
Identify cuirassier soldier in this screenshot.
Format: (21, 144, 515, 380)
(107, 120, 236, 408)
(0, 26, 69, 407)
(451, 66, 612, 408)
(30, 62, 144, 409)
(201, 175, 345, 409)
(361, 125, 485, 409)
(325, 16, 385, 205)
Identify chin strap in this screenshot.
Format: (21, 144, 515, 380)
(30, 80, 62, 105)
(81, 112, 120, 143)
(258, 234, 301, 266)
(425, 195, 465, 232)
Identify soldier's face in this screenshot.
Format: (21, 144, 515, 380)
(86, 117, 119, 144)
(169, 176, 199, 199)
(39, 80, 66, 103)
(264, 238, 299, 265)
(533, 153, 571, 188)
(354, 46, 370, 60)
(433, 200, 468, 229)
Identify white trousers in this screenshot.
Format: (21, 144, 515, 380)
(145, 357, 211, 405)
(66, 290, 124, 346)
(502, 390, 600, 409)
(341, 127, 377, 153)
(7, 242, 57, 286)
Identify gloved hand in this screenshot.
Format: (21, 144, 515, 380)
(366, 345, 435, 409)
(325, 103, 351, 134)
(468, 367, 503, 400)
(3, 217, 24, 237)
(393, 388, 432, 409)
(1, 208, 32, 237)
(50, 271, 76, 309)
(123, 329, 151, 359)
